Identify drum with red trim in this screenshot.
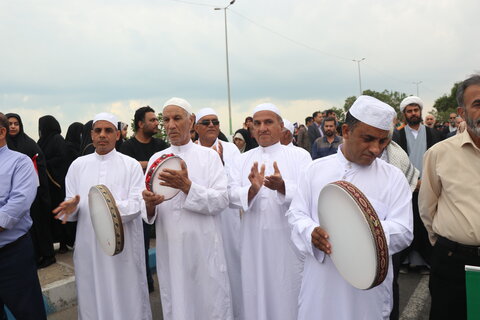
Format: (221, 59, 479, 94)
(317, 180, 389, 289)
(145, 153, 183, 200)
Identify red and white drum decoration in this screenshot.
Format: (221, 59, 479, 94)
(317, 180, 389, 290)
(145, 153, 183, 200)
(88, 185, 124, 256)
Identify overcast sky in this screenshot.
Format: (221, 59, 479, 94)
(1, 0, 479, 139)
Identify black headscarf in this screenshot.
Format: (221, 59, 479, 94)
(38, 115, 62, 150)
(234, 128, 256, 152)
(79, 120, 95, 155)
(5, 113, 40, 158)
(65, 122, 84, 166)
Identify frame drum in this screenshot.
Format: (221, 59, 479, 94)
(88, 185, 124, 256)
(145, 153, 183, 200)
(317, 181, 389, 289)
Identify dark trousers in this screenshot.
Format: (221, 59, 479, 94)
(143, 221, 154, 288)
(390, 252, 401, 320)
(429, 237, 480, 320)
(0, 233, 46, 320)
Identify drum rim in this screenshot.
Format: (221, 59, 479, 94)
(145, 153, 183, 199)
(330, 181, 389, 289)
(89, 185, 124, 255)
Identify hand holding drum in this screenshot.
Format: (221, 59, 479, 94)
(316, 181, 389, 290)
(145, 154, 188, 200)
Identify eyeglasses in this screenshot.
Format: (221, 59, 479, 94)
(199, 119, 220, 126)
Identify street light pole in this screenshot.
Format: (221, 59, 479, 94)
(215, 0, 236, 136)
(413, 81, 422, 96)
(352, 58, 366, 96)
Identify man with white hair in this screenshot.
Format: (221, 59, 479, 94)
(194, 107, 243, 319)
(424, 114, 436, 128)
(229, 103, 312, 320)
(287, 96, 413, 319)
(142, 98, 233, 320)
(392, 96, 443, 275)
(53, 112, 151, 320)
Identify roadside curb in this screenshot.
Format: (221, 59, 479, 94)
(4, 248, 157, 319)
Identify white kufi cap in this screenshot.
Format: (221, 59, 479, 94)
(253, 103, 282, 118)
(195, 108, 218, 124)
(349, 95, 396, 131)
(282, 119, 294, 135)
(163, 97, 193, 115)
(400, 96, 423, 113)
(93, 112, 118, 129)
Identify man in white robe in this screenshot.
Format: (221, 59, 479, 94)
(53, 112, 151, 320)
(287, 96, 413, 320)
(229, 103, 312, 320)
(142, 98, 233, 320)
(194, 107, 243, 320)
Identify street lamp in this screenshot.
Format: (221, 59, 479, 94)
(412, 81, 422, 96)
(352, 58, 366, 96)
(214, 0, 236, 136)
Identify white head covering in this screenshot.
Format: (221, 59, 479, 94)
(93, 112, 118, 129)
(163, 97, 193, 115)
(400, 96, 423, 113)
(253, 103, 282, 118)
(282, 119, 294, 135)
(195, 108, 218, 124)
(349, 95, 396, 131)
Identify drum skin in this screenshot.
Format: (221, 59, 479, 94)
(88, 185, 124, 256)
(317, 180, 389, 290)
(145, 154, 183, 200)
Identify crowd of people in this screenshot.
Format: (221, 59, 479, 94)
(0, 74, 479, 320)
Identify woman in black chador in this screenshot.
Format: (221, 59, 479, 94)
(38, 115, 72, 253)
(6, 113, 56, 268)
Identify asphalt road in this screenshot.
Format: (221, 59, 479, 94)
(48, 271, 430, 320)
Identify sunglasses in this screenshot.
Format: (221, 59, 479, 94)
(199, 119, 220, 126)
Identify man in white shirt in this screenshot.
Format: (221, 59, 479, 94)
(229, 103, 311, 320)
(287, 96, 413, 320)
(53, 112, 151, 320)
(142, 98, 233, 320)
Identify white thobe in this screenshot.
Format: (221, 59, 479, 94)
(197, 138, 243, 320)
(286, 148, 413, 320)
(65, 149, 151, 320)
(145, 140, 233, 320)
(229, 142, 312, 320)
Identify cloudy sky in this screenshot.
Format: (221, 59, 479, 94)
(1, 0, 479, 139)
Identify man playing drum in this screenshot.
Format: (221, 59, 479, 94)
(142, 98, 233, 320)
(52, 113, 152, 320)
(287, 96, 413, 320)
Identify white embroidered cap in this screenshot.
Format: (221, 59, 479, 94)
(195, 108, 218, 124)
(253, 103, 282, 118)
(349, 95, 396, 131)
(163, 97, 193, 115)
(93, 112, 118, 129)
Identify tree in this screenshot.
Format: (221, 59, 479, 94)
(431, 82, 460, 122)
(343, 89, 408, 119)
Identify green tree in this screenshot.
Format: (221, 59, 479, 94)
(431, 82, 460, 123)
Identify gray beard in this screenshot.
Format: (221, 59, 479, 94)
(466, 116, 480, 137)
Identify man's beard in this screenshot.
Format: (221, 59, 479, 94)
(406, 116, 423, 126)
(144, 128, 157, 137)
(465, 114, 480, 137)
(325, 130, 335, 137)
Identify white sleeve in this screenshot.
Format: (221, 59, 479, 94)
(113, 160, 144, 223)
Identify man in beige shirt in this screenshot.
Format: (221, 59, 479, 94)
(419, 74, 480, 320)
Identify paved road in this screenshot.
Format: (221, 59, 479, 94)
(48, 271, 430, 320)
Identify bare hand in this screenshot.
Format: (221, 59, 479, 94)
(264, 161, 285, 194)
(158, 160, 191, 194)
(312, 226, 331, 254)
(142, 189, 165, 217)
(248, 162, 265, 199)
(52, 195, 80, 224)
(212, 141, 224, 166)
